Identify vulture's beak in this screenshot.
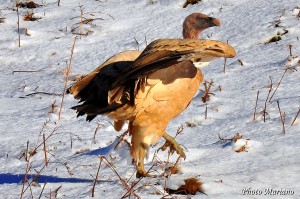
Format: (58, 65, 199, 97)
(206, 17, 221, 27)
(210, 17, 221, 27)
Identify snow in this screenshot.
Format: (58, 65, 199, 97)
(1, 0, 300, 198)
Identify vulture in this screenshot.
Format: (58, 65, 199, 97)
(67, 13, 236, 177)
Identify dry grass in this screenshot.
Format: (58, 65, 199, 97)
(166, 177, 205, 195)
(0, 17, 5, 23)
(20, 120, 60, 199)
(23, 12, 41, 21)
(200, 79, 215, 103)
(182, 0, 202, 8)
(58, 36, 77, 119)
(18, 1, 41, 8)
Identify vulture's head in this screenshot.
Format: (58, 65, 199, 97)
(183, 13, 221, 39)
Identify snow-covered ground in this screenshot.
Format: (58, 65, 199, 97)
(1, 0, 300, 198)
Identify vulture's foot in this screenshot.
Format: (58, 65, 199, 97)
(159, 133, 186, 159)
(135, 158, 157, 178)
(132, 144, 154, 178)
(136, 163, 151, 178)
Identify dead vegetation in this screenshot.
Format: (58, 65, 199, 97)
(264, 29, 288, 44)
(20, 120, 61, 199)
(17, 1, 41, 8)
(70, 5, 105, 36)
(200, 79, 215, 103)
(0, 17, 5, 23)
(219, 133, 250, 153)
(182, 0, 202, 8)
(250, 42, 300, 135)
(23, 12, 41, 21)
(166, 177, 205, 195)
(58, 36, 77, 119)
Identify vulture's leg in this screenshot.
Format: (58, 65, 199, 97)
(135, 150, 150, 178)
(159, 132, 186, 159)
(130, 124, 153, 178)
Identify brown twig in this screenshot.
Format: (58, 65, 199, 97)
(79, 5, 83, 38)
(25, 140, 29, 162)
(91, 157, 103, 197)
(175, 125, 184, 138)
(291, 108, 300, 126)
(17, 4, 21, 47)
(277, 101, 286, 134)
(114, 130, 130, 150)
(263, 76, 273, 122)
(144, 35, 148, 46)
(223, 58, 227, 73)
(20, 159, 31, 199)
(12, 70, 41, 74)
(49, 100, 57, 114)
(289, 44, 293, 57)
(57, 0, 61, 6)
(253, 90, 260, 121)
(100, 156, 141, 198)
(43, 134, 48, 166)
(19, 92, 62, 98)
(93, 122, 104, 139)
(70, 133, 73, 149)
(200, 80, 215, 103)
(38, 182, 47, 199)
(59, 36, 77, 119)
(269, 69, 287, 102)
(134, 37, 139, 51)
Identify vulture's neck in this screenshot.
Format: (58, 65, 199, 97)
(182, 28, 200, 39)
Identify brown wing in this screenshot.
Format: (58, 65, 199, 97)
(67, 50, 141, 98)
(67, 50, 141, 121)
(69, 38, 236, 121)
(111, 39, 236, 88)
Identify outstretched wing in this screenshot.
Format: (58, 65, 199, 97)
(111, 39, 236, 88)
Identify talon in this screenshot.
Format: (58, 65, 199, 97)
(136, 162, 156, 178)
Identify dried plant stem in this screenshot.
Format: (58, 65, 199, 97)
(223, 58, 227, 73)
(58, 36, 77, 119)
(100, 156, 141, 198)
(38, 182, 47, 199)
(91, 157, 103, 197)
(70, 132, 73, 149)
(93, 122, 104, 140)
(253, 90, 259, 121)
(277, 101, 286, 134)
(263, 76, 273, 122)
(43, 134, 48, 166)
(20, 160, 31, 199)
(144, 35, 148, 46)
(57, 0, 60, 6)
(205, 105, 208, 119)
(289, 44, 293, 56)
(79, 5, 83, 38)
(17, 6, 21, 47)
(32, 126, 60, 154)
(28, 182, 34, 199)
(291, 108, 300, 126)
(13, 70, 41, 74)
(269, 69, 287, 102)
(134, 37, 139, 51)
(25, 140, 29, 162)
